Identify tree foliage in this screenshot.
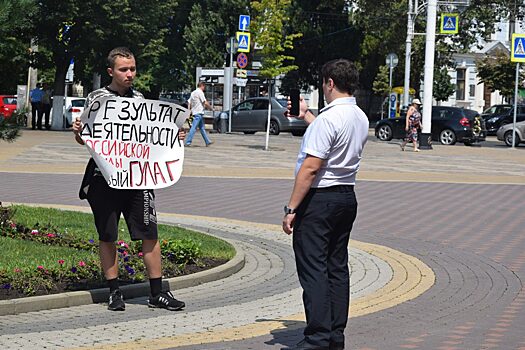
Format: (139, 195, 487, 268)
(372, 65, 390, 97)
(183, 2, 236, 86)
(476, 50, 521, 99)
(283, 0, 361, 108)
(251, 0, 301, 79)
(30, 0, 178, 97)
(433, 67, 455, 102)
(0, 0, 36, 93)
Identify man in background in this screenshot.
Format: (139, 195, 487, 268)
(29, 83, 43, 130)
(185, 81, 213, 147)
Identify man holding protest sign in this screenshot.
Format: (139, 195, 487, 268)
(185, 81, 213, 147)
(73, 47, 186, 312)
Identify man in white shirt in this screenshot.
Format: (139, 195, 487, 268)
(185, 82, 213, 147)
(282, 59, 369, 350)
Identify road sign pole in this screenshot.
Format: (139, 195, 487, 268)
(513, 62, 519, 149)
(389, 65, 393, 92)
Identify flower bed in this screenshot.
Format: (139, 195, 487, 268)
(0, 205, 232, 299)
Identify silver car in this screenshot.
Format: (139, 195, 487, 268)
(496, 120, 525, 147)
(213, 97, 307, 136)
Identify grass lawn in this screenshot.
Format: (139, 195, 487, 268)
(4, 205, 235, 271)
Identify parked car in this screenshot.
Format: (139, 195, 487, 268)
(159, 92, 190, 106)
(496, 120, 525, 147)
(213, 97, 307, 136)
(64, 97, 86, 127)
(0, 95, 17, 119)
(375, 106, 486, 145)
(481, 104, 525, 135)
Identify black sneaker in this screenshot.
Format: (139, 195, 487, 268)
(108, 289, 125, 311)
(148, 291, 185, 311)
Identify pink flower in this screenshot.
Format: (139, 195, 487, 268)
(58, 259, 65, 265)
(47, 233, 55, 238)
(10, 222, 16, 228)
(138, 252, 144, 257)
(31, 229, 39, 235)
(78, 261, 86, 267)
(37, 265, 44, 270)
(14, 268, 21, 273)
(122, 251, 128, 256)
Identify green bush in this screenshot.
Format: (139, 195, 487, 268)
(0, 205, 221, 296)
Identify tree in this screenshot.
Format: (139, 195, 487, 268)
(476, 50, 521, 100)
(251, 0, 301, 150)
(0, 0, 36, 93)
(251, 0, 301, 79)
(285, 1, 361, 109)
(31, 0, 178, 96)
(181, 0, 249, 88)
(433, 67, 455, 104)
(372, 65, 390, 97)
(372, 65, 390, 117)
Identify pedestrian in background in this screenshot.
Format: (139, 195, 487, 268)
(282, 59, 369, 350)
(72, 47, 186, 312)
(29, 83, 43, 130)
(400, 99, 423, 152)
(41, 83, 52, 130)
(185, 81, 213, 147)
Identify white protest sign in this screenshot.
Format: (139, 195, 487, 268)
(80, 96, 190, 190)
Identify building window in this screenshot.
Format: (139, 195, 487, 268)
(469, 84, 475, 97)
(456, 68, 466, 100)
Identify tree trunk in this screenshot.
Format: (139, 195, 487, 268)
(50, 52, 71, 130)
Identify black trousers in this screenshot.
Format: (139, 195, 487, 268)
(293, 186, 357, 347)
(42, 103, 51, 129)
(31, 102, 42, 129)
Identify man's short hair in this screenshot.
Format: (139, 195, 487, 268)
(107, 47, 134, 69)
(198, 81, 206, 88)
(321, 59, 359, 95)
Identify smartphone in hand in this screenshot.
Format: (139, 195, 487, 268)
(290, 89, 300, 116)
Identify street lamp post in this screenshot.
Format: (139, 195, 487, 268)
(403, 0, 416, 110)
(420, 0, 438, 149)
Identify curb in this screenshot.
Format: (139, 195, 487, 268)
(0, 240, 245, 316)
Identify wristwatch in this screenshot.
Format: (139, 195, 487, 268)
(284, 205, 296, 215)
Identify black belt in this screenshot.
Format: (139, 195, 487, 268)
(310, 185, 354, 193)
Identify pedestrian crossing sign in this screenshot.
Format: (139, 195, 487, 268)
(236, 32, 251, 53)
(511, 33, 525, 63)
(440, 13, 458, 34)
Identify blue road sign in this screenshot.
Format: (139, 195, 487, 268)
(239, 15, 250, 31)
(440, 13, 458, 34)
(511, 34, 525, 62)
(236, 32, 251, 53)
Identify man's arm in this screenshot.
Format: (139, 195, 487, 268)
(282, 155, 324, 234)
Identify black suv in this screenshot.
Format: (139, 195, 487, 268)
(481, 104, 525, 135)
(375, 106, 486, 145)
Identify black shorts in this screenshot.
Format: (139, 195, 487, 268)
(86, 176, 158, 242)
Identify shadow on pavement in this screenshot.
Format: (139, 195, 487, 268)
(261, 318, 305, 348)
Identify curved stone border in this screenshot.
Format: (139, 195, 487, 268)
(0, 239, 245, 316)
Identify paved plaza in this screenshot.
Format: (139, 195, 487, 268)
(0, 128, 524, 349)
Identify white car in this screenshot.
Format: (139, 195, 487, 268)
(496, 120, 525, 147)
(64, 97, 86, 127)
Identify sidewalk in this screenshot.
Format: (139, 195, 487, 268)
(1, 129, 524, 349)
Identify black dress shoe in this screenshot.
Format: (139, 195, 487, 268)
(281, 339, 329, 350)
